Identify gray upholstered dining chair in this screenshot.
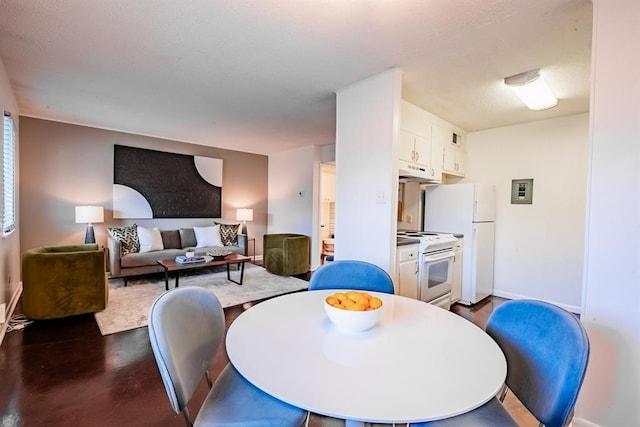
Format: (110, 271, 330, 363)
(308, 260, 395, 294)
(148, 287, 308, 426)
(411, 299, 590, 427)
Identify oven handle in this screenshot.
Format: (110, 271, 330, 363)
(422, 250, 455, 263)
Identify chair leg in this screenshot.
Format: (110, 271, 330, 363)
(498, 384, 508, 402)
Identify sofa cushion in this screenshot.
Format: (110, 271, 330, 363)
(161, 230, 181, 249)
(121, 249, 184, 268)
(137, 226, 164, 253)
(216, 223, 240, 246)
(194, 225, 223, 248)
(107, 224, 139, 256)
(179, 228, 197, 249)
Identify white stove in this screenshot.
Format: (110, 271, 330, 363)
(397, 231, 458, 254)
(397, 231, 458, 310)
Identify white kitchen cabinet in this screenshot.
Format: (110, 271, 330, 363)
(451, 238, 463, 304)
(399, 100, 442, 182)
(396, 243, 419, 299)
(434, 123, 467, 177)
(321, 170, 335, 202)
(399, 130, 432, 169)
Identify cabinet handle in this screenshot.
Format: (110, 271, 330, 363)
(415, 151, 419, 161)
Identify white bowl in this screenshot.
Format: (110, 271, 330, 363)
(324, 299, 383, 333)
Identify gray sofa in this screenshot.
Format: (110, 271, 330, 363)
(107, 227, 247, 280)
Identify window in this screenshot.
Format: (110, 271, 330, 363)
(2, 112, 16, 236)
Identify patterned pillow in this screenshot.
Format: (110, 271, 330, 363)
(107, 224, 140, 256)
(216, 223, 240, 246)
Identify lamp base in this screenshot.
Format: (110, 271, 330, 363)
(84, 225, 96, 244)
(241, 222, 247, 235)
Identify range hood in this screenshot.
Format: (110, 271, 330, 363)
(399, 162, 439, 183)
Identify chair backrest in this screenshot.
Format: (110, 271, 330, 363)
(308, 260, 395, 294)
(486, 300, 590, 427)
(148, 287, 225, 415)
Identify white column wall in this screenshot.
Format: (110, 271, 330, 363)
(334, 69, 401, 273)
(576, 0, 640, 425)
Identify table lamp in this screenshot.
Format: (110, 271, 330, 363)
(75, 205, 104, 244)
(236, 208, 253, 235)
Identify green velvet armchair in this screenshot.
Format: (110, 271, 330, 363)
(22, 244, 108, 320)
(263, 233, 310, 276)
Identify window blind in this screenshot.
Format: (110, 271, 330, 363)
(3, 113, 16, 236)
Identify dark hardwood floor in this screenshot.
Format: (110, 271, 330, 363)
(0, 285, 514, 427)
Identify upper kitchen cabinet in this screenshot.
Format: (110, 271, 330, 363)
(434, 123, 467, 177)
(321, 166, 336, 202)
(399, 100, 442, 183)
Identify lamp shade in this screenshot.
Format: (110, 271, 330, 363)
(236, 208, 253, 222)
(75, 205, 104, 224)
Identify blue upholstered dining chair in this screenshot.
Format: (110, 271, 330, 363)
(411, 299, 590, 427)
(148, 287, 308, 427)
(308, 260, 395, 294)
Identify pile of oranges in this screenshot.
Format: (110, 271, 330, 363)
(325, 291, 383, 311)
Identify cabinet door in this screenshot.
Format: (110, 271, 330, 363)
(429, 126, 443, 180)
(398, 130, 417, 164)
(396, 245, 419, 299)
(443, 144, 457, 173)
(455, 149, 467, 176)
(451, 246, 463, 303)
(321, 171, 335, 202)
(413, 133, 432, 169)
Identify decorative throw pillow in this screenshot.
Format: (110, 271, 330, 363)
(137, 226, 164, 253)
(179, 228, 197, 249)
(193, 225, 223, 248)
(107, 224, 139, 256)
(216, 223, 240, 246)
(161, 230, 181, 249)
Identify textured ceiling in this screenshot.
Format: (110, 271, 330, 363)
(0, 0, 592, 155)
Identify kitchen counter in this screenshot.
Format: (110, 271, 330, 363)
(397, 237, 420, 246)
(424, 230, 464, 239)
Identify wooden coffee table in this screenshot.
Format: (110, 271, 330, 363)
(157, 254, 251, 290)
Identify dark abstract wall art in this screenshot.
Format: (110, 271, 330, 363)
(113, 145, 223, 218)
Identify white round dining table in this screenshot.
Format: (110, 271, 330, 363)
(225, 290, 506, 425)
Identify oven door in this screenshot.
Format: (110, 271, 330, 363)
(418, 250, 454, 305)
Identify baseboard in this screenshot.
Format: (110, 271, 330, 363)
(0, 281, 23, 347)
(571, 416, 601, 427)
(491, 290, 582, 315)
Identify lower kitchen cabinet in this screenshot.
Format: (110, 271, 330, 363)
(396, 244, 419, 299)
(451, 238, 463, 303)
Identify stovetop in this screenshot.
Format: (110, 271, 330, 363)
(397, 231, 457, 253)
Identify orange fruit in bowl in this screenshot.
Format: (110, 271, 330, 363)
(324, 290, 384, 333)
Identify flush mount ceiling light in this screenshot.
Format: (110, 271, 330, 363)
(504, 68, 558, 111)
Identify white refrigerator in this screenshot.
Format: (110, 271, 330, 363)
(423, 183, 495, 305)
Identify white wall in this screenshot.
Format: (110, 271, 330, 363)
(464, 114, 589, 312)
(268, 144, 321, 268)
(0, 56, 21, 339)
(576, 0, 640, 425)
(334, 69, 401, 273)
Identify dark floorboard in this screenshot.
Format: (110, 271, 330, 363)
(0, 281, 508, 426)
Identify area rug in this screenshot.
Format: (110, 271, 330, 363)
(94, 264, 308, 335)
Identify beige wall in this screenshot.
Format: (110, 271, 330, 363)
(0, 57, 21, 328)
(19, 117, 268, 258)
